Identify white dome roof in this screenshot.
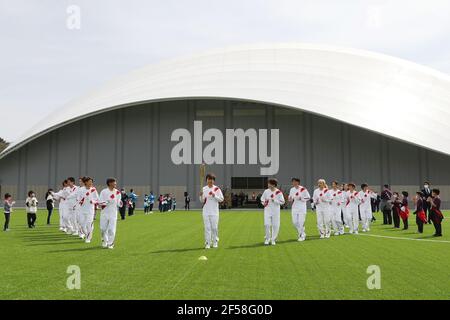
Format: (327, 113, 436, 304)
(2, 43, 450, 158)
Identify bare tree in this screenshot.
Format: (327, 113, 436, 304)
(0, 137, 9, 153)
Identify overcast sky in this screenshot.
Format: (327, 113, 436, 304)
(1, 0, 450, 142)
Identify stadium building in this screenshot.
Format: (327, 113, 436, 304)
(1, 43, 450, 207)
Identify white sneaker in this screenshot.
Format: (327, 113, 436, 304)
(213, 242, 218, 248)
(334, 232, 340, 236)
(85, 239, 91, 244)
(362, 229, 367, 233)
(325, 233, 331, 238)
(354, 230, 359, 235)
(72, 232, 79, 236)
(59, 227, 64, 231)
(366, 228, 370, 232)
(108, 245, 114, 249)
(298, 236, 305, 242)
(271, 240, 276, 246)
(264, 240, 270, 245)
(205, 244, 210, 249)
(349, 230, 354, 234)
(339, 231, 345, 235)
(102, 241, 108, 248)
(320, 234, 325, 239)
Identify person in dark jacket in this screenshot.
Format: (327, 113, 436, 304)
(421, 181, 432, 223)
(413, 191, 427, 234)
(391, 192, 401, 229)
(380, 185, 393, 225)
(119, 189, 128, 220)
(45, 189, 55, 225)
(428, 189, 443, 237)
(399, 191, 410, 230)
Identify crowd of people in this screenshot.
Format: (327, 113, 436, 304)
(2, 174, 445, 250)
(199, 175, 444, 249)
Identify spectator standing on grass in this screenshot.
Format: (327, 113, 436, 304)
(119, 189, 128, 220)
(149, 192, 155, 213)
(128, 189, 138, 216)
(184, 192, 191, 210)
(143, 194, 150, 214)
(3, 193, 15, 232)
(428, 189, 443, 237)
(421, 181, 433, 224)
(26, 191, 38, 228)
(391, 192, 402, 229)
(413, 191, 427, 234)
(45, 189, 55, 225)
(380, 184, 393, 225)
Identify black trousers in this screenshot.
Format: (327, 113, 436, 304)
(383, 209, 392, 225)
(119, 206, 126, 220)
(392, 209, 400, 228)
(185, 202, 190, 210)
(47, 208, 53, 225)
(149, 203, 154, 211)
(430, 212, 443, 236)
(416, 215, 424, 233)
(4, 213, 10, 231)
(402, 218, 408, 230)
(128, 203, 135, 216)
(27, 213, 37, 228)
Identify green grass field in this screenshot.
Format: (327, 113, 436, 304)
(0, 209, 449, 300)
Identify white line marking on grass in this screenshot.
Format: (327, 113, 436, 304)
(357, 233, 450, 243)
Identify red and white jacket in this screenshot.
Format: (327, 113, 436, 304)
(312, 188, 332, 210)
(345, 190, 361, 210)
(358, 190, 376, 210)
(329, 189, 344, 209)
(289, 186, 310, 214)
(200, 185, 224, 216)
(79, 186, 99, 215)
(261, 188, 285, 215)
(98, 188, 123, 216)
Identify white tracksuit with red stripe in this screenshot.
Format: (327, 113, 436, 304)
(53, 187, 69, 230)
(329, 189, 344, 235)
(200, 185, 224, 246)
(358, 190, 376, 231)
(312, 188, 332, 237)
(79, 187, 99, 241)
(98, 188, 122, 247)
(74, 186, 86, 236)
(65, 185, 79, 233)
(346, 190, 361, 233)
(288, 186, 310, 239)
(261, 188, 285, 242)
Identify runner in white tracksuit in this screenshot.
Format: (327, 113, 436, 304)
(98, 178, 122, 249)
(358, 184, 377, 232)
(288, 178, 310, 241)
(261, 178, 285, 245)
(341, 184, 351, 228)
(53, 180, 69, 232)
(312, 179, 332, 238)
(199, 173, 224, 249)
(329, 181, 345, 236)
(64, 178, 79, 235)
(78, 177, 99, 243)
(346, 183, 361, 234)
(74, 178, 86, 238)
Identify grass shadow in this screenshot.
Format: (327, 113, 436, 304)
(46, 247, 103, 253)
(150, 247, 206, 254)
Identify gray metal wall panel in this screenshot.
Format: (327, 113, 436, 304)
(348, 126, 382, 185)
(1, 99, 450, 207)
